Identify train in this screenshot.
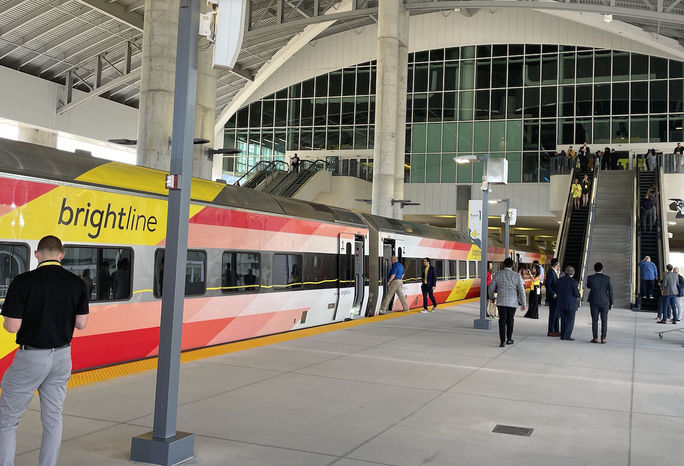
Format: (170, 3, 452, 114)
(0, 137, 549, 379)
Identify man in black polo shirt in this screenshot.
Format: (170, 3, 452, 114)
(0, 235, 89, 466)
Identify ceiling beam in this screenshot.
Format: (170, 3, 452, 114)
(74, 0, 144, 31)
(58, 67, 141, 114)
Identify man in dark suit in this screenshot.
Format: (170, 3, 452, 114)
(420, 257, 438, 313)
(557, 266, 581, 341)
(586, 262, 613, 344)
(546, 258, 561, 337)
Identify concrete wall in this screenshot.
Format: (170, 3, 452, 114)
(0, 66, 137, 142)
(311, 176, 372, 212)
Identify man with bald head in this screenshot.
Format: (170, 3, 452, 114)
(379, 256, 409, 314)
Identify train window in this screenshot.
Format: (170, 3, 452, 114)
(468, 261, 477, 278)
(222, 252, 261, 293)
(154, 249, 206, 297)
(339, 244, 354, 288)
(303, 254, 337, 289)
(403, 258, 420, 283)
(435, 260, 445, 280)
(458, 260, 467, 279)
(0, 243, 30, 300)
(273, 254, 303, 289)
(448, 260, 458, 279)
(63, 246, 132, 301)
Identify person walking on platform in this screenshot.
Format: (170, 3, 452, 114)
(658, 264, 679, 324)
(557, 266, 580, 341)
(379, 256, 409, 314)
(486, 261, 498, 319)
(587, 262, 613, 344)
(488, 257, 526, 348)
(638, 256, 658, 299)
(0, 235, 90, 466)
(546, 258, 561, 337)
(420, 257, 437, 314)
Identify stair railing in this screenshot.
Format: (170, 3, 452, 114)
(554, 164, 576, 268)
(630, 167, 638, 309)
(578, 162, 601, 302)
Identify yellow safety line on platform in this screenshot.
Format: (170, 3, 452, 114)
(66, 297, 479, 390)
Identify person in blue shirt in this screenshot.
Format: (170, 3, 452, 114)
(379, 256, 409, 314)
(638, 256, 658, 299)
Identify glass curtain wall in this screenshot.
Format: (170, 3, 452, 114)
(224, 45, 684, 183)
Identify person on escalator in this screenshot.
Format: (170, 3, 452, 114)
(290, 153, 300, 173)
(581, 174, 591, 207)
(638, 256, 658, 299)
(641, 192, 653, 232)
(571, 178, 582, 209)
(578, 142, 590, 172)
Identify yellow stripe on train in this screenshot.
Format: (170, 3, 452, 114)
(447, 279, 475, 301)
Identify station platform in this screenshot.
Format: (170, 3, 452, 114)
(11, 300, 684, 466)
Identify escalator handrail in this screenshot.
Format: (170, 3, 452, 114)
(654, 158, 667, 280)
(579, 163, 601, 301)
(233, 160, 269, 186)
(556, 164, 577, 268)
(630, 167, 638, 307)
(279, 159, 330, 197)
(234, 160, 289, 187)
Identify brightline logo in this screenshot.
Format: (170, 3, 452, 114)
(57, 197, 158, 239)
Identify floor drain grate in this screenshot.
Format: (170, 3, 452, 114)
(491, 424, 534, 437)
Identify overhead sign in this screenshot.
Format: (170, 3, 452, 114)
(468, 200, 483, 248)
(212, 0, 247, 70)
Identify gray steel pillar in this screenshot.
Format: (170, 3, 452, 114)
(136, 0, 180, 171)
(392, 8, 409, 220)
(474, 155, 492, 330)
(372, 0, 406, 219)
(130, 0, 198, 464)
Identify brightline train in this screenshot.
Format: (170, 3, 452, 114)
(0, 137, 549, 378)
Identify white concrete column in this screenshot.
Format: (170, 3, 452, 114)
(371, 0, 405, 219)
(392, 9, 409, 220)
(136, 0, 179, 172)
(17, 126, 57, 148)
(192, 2, 218, 180)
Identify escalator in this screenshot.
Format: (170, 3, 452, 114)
(234, 161, 288, 189)
(268, 160, 329, 197)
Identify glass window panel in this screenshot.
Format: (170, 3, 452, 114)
(287, 128, 299, 151)
(650, 81, 667, 114)
(476, 59, 491, 88)
(443, 91, 457, 121)
(456, 160, 472, 183)
(327, 98, 340, 125)
(261, 100, 274, 127)
(459, 60, 475, 91)
(443, 122, 458, 152)
(370, 68, 376, 94)
(413, 93, 427, 122)
(476, 45, 491, 57)
(326, 127, 340, 149)
(354, 126, 368, 149)
(415, 50, 429, 62)
(560, 45, 576, 52)
(575, 118, 592, 144)
(427, 124, 442, 153)
(543, 45, 558, 53)
(407, 64, 414, 92)
(445, 47, 459, 60)
(441, 153, 456, 183)
(276, 88, 287, 99)
(444, 62, 459, 91)
(461, 46, 475, 59)
(426, 153, 441, 183)
(475, 90, 489, 120)
(507, 88, 523, 118)
(491, 89, 506, 119)
(612, 52, 630, 81)
(289, 83, 301, 98)
(522, 152, 539, 182)
(410, 153, 425, 183)
(526, 44, 541, 54)
(594, 84, 610, 116)
(650, 116, 667, 142)
(559, 118, 574, 145)
(541, 55, 558, 85)
(575, 85, 592, 116)
(473, 122, 489, 152)
(329, 71, 342, 96)
(670, 80, 684, 113)
(509, 44, 524, 55)
(670, 60, 684, 79)
(631, 82, 648, 114)
(428, 92, 443, 121)
(301, 98, 313, 125)
(459, 91, 474, 120)
(313, 98, 326, 126)
(300, 127, 313, 150)
(594, 118, 610, 144)
(506, 152, 522, 183)
(630, 117, 647, 143)
(669, 115, 684, 142)
(493, 44, 508, 56)
(559, 86, 574, 117)
(272, 254, 303, 289)
(411, 124, 427, 153)
(315, 75, 328, 97)
(275, 100, 287, 126)
(313, 127, 326, 149)
(508, 57, 523, 87)
(430, 48, 445, 61)
(223, 130, 236, 150)
(458, 122, 473, 152)
(429, 62, 444, 92)
(650, 56, 667, 79)
(226, 114, 236, 129)
(560, 53, 576, 84)
(236, 107, 248, 128)
(414, 63, 428, 92)
(594, 50, 611, 82)
(576, 51, 593, 83)
(491, 58, 507, 88)
(631, 54, 648, 80)
(222, 252, 261, 293)
(341, 97, 355, 125)
(62, 247, 131, 301)
(302, 78, 314, 97)
(523, 87, 539, 118)
(369, 96, 376, 123)
(342, 68, 356, 95)
(249, 102, 261, 127)
(355, 96, 369, 124)
(540, 150, 551, 182)
(524, 55, 540, 86)
(540, 120, 557, 151)
(612, 83, 629, 114)
(523, 120, 539, 150)
(153, 249, 205, 297)
(340, 126, 353, 148)
(506, 120, 522, 150)
(540, 86, 556, 118)
(472, 160, 484, 182)
(368, 126, 374, 147)
(612, 117, 629, 144)
(357, 67, 371, 95)
(490, 121, 506, 152)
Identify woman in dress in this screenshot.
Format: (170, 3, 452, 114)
(571, 178, 582, 209)
(524, 265, 541, 319)
(581, 174, 591, 207)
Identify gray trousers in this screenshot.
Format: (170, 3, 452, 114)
(380, 279, 409, 311)
(0, 346, 72, 466)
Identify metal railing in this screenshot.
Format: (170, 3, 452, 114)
(662, 153, 684, 173)
(269, 159, 331, 197)
(550, 155, 575, 175)
(233, 160, 288, 187)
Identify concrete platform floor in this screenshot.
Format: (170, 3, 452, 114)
(12, 301, 684, 466)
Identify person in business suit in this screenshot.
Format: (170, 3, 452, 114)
(546, 258, 561, 337)
(557, 266, 581, 341)
(586, 262, 613, 344)
(489, 257, 526, 347)
(420, 257, 437, 313)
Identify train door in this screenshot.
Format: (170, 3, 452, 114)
(336, 234, 365, 320)
(381, 239, 395, 299)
